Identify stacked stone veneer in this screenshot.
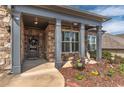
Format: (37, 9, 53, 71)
(0, 6, 11, 69)
(45, 23, 55, 62)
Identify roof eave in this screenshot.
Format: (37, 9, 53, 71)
(33, 5, 111, 23)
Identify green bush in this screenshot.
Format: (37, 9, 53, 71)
(119, 64, 124, 74)
(75, 72, 85, 80)
(107, 68, 115, 77)
(102, 51, 112, 61)
(120, 58, 124, 64)
(72, 57, 85, 70)
(89, 50, 112, 61)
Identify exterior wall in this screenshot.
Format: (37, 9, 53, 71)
(45, 23, 55, 62)
(0, 6, 11, 69)
(103, 49, 124, 58)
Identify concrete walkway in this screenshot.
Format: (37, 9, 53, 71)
(0, 59, 65, 87)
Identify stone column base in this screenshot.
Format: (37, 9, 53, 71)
(55, 63, 62, 69)
(12, 66, 21, 74)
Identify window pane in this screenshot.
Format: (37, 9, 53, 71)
(65, 42, 70, 52)
(75, 33, 79, 41)
(91, 36, 96, 44)
(62, 42, 65, 52)
(89, 44, 96, 51)
(72, 42, 75, 52)
(64, 32, 70, 41)
(62, 31, 79, 52)
(71, 32, 75, 41)
(62, 32, 64, 41)
(75, 42, 79, 51)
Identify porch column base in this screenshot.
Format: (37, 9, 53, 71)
(12, 66, 21, 74)
(55, 63, 62, 69)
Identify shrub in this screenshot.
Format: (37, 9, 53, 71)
(91, 70, 100, 76)
(89, 50, 112, 61)
(71, 57, 85, 70)
(102, 51, 112, 61)
(121, 58, 124, 64)
(75, 72, 85, 80)
(119, 64, 124, 74)
(107, 68, 115, 77)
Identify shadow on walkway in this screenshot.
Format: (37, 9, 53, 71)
(22, 58, 47, 72)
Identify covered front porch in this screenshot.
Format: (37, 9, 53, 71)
(11, 5, 103, 74)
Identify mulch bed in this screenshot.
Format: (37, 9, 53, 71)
(60, 62, 124, 87)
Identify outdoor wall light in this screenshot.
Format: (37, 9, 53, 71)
(15, 16, 19, 20)
(73, 22, 78, 26)
(34, 21, 38, 25)
(34, 17, 38, 25)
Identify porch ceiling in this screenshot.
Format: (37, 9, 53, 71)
(22, 14, 49, 30)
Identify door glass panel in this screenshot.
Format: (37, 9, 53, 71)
(75, 33, 79, 41)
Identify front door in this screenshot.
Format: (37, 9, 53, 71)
(27, 35, 39, 59)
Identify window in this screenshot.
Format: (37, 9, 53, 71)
(88, 35, 96, 51)
(62, 31, 79, 52)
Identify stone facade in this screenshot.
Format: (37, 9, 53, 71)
(45, 23, 55, 62)
(23, 23, 56, 63)
(0, 6, 11, 70)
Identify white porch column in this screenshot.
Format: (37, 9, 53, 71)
(80, 23, 85, 58)
(11, 13, 21, 74)
(55, 19, 62, 69)
(96, 26, 102, 60)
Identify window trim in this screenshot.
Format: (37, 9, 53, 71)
(62, 30, 79, 53)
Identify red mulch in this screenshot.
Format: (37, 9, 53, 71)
(60, 62, 124, 87)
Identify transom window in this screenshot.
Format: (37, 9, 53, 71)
(88, 35, 96, 51)
(62, 31, 79, 52)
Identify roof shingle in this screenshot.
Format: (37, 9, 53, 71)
(102, 33, 124, 49)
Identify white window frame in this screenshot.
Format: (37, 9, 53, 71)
(88, 35, 96, 51)
(62, 29, 79, 53)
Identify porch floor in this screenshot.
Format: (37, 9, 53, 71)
(0, 59, 65, 87)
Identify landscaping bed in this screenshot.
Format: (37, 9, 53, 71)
(60, 62, 124, 87)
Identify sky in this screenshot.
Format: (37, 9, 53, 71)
(72, 5, 124, 35)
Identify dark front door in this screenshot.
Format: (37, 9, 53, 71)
(27, 35, 39, 59)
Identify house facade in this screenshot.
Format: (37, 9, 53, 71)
(102, 33, 124, 58)
(0, 5, 110, 74)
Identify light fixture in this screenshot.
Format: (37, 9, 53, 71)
(15, 16, 19, 20)
(73, 22, 78, 26)
(34, 17, 38, 25)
